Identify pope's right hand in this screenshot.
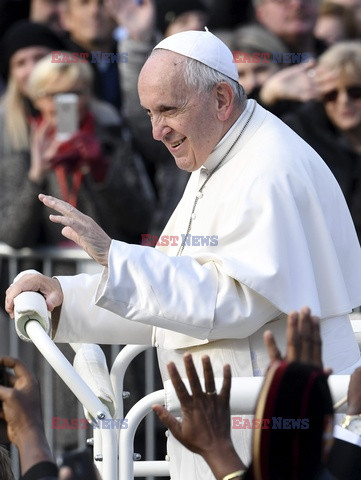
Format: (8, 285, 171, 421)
(5, 274, 63, 319)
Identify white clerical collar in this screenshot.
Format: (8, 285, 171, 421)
(202, 99, 254, 173)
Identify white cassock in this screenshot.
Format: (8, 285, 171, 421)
(54, 100, 361, 478)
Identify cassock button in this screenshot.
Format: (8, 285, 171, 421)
(196, 192, 203, 199)
(191, 213, 196, 220)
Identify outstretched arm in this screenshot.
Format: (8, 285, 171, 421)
(152, 353, 246, 480)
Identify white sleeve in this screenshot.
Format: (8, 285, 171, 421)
(54, 272, 153, 345)
(95, 240, 280, 341)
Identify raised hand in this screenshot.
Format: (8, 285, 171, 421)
(259, 59, 318, 106)
(264, 306, 327, 372)
(29, 119, 60, 184)
(0, 357, 53, 474)
(38, 194, 111, 266)
(152, 353, 245, 480)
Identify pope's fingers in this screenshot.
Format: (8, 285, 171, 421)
(5, 274, 63, 316)
(39, 194, 80, 219)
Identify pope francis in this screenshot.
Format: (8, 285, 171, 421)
(6, 29, 361, 479)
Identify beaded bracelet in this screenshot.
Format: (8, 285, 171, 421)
(222, 470, 246, 480)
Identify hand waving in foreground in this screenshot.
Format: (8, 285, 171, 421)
(152, 353, 245, 480)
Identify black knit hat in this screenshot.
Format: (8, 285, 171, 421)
(0, 20, 65, 77)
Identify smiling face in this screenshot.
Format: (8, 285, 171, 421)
(138, 51, 233, 172)
(323, 70, 361, 132)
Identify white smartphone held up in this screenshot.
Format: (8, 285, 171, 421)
(55, 93, 79, 141)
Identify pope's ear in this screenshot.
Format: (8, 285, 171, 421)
(214, 82, 234, 122)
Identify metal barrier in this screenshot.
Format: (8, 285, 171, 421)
(0, 243, 157, 476)
(10, 312, 355, 479)
(2, 242, 361, 479)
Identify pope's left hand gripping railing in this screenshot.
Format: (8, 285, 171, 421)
(13, 287, 118, 480)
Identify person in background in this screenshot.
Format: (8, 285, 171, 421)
(0, 25, 154, 448)
(314, 0, 358, 46)
(329, 0, 361, 36)
(0, 356, 58, 480)
(29, 0, 66, 34)
(109, 0, 191, 235)
(59, 0, 120, 109)
(25, 53, 153, 246)
(154, 0, 208, 38)
(230, 24, 287, 97)
(283, 41, 361, 241)
(229, 22, 319, 118)
(0, 356, 99, 480)
(0, 22, 154, 249)
(252, 0, 325, 56)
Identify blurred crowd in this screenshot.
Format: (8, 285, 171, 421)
(0, 0, 360, 248)
(0, 0, 360, 478)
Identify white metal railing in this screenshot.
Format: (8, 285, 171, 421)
(0, 243, 157, 476)
(4, 242, 361, 479)
(15, 309, 354, 479)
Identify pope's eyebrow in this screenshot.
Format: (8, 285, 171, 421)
(141, 104, 177, 113)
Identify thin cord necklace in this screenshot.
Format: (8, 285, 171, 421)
(177, 100, 257, 256)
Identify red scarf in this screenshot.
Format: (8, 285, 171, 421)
(35, 112, 108, 207)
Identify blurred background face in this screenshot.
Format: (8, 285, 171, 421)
(164, 11, 208, 37)
(255, 0, 318, 45)
(314, 14, 347, 46)
(61, 0, 116, 48)
(236, 60, 279, 95)
(30, 0, 66, 33)
(10, 46, 52, 96)
(34, 78, 89, 127)
(322, 69, 361, 132)
(331, 0, 361, 31)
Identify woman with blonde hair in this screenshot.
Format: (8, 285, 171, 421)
(284, 41, 361, 240)
(0, 24, 154, 249)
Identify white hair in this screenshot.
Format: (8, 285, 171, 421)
(182, 56, 245, 105)
(150, 48, 246, 106)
